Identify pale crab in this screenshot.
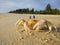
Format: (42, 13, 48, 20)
(15, 18, 57, 35)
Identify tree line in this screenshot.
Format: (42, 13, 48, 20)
(9, 4, 60, 15)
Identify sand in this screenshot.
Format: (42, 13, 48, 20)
(0, 13, 60, 45)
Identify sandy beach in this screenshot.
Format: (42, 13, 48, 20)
(0, 13, 60, 45)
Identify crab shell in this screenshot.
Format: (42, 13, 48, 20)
(27, 19, 38, 29)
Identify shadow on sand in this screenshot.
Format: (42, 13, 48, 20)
(57, 27, 60, 32)
(40, 27, 60, 32)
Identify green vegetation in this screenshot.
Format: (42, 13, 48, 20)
(9, 4, 60, 15)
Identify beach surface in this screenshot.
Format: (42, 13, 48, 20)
(0, 13, 60, 45)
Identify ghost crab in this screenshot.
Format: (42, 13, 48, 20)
(15, 18, 57, 35)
